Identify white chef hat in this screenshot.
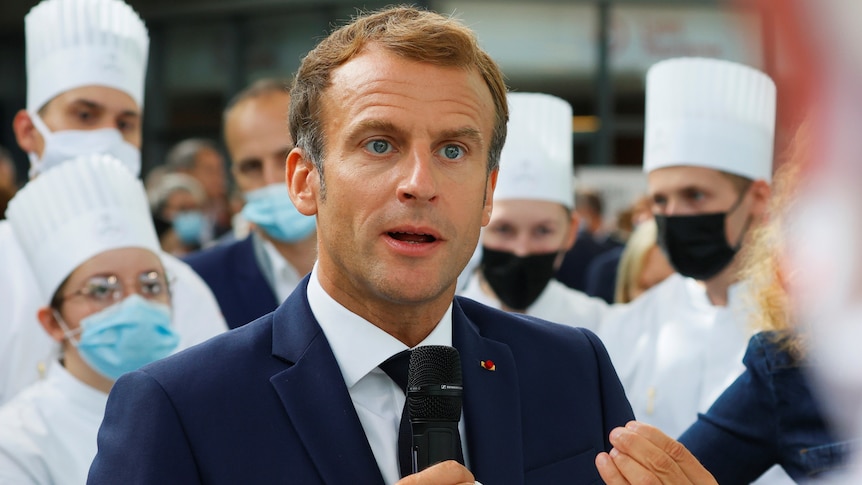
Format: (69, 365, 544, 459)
(643, 57, 776, 182)
(6, 154, 160, 302)
(494, 92, 574, 208)
(25, 0, 149, 112)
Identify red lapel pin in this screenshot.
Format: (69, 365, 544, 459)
(480, 360, 496, 371)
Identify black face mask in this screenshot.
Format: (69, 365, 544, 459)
(655, 195, 752, 281)
(480, 247, 558, 311)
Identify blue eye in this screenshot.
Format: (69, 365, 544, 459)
(438, 144, 464, 160)
(366, 140, 392, 154)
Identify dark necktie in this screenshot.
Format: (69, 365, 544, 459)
(379, 349, 412, 478)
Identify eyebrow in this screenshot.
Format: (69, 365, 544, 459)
(347, 120, 484, 147)
(439, 126, 484, 147)
(71, 98, 140, 118)
(347, 119, 404, 142)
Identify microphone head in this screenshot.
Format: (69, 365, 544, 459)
(408, 345, 463, 421)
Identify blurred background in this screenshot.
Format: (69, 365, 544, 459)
(0, 0, 803, 222)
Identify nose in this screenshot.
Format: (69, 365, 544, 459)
(397, 148, 438, 203)
(657, 198, 681, 217)
(510, 234, 533, 258)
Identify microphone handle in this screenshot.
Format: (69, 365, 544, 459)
(411, 419, 463, 473)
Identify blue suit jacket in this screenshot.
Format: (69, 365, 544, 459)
(584, 246, 624, 304)
(183, 234, 278, 329)
(555, 230, 623, 293)
(89, 276, 633, 484)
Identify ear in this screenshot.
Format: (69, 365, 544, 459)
(749, 180, 772, 219)
(37, 306, 68, 343)
(562, 210, 581, 251)
(13, 109, 43, 155)
(286, 147, 318, 216)
(481, 169, 499, 227)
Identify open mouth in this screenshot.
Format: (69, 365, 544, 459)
(388, 231, 437, 243)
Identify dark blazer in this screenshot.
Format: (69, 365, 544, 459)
(555, 230, 623, 293)
(88, 276, 633, 484)
(183, 234, 278, 329)
(679, 331, 853, 484)
(584, 246, 624, 304)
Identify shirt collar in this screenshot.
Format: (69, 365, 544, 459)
(306, 263, 453, 389)
(47, 361, 109, 416)
(260, 236, 301, 301)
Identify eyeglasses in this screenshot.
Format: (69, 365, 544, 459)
(57, 271, 171, 307)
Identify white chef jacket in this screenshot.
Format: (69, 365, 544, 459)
(598, 273, 795, 485)
(459, 271, 608, 334)
(0, 363, 106, 485)
(598, 273, 753, 436)
(0, 221, 228, 406)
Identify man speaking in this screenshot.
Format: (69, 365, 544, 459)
(89, 6, 636, 484)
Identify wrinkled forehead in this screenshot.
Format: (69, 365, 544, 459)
(323, 47, 495, 135)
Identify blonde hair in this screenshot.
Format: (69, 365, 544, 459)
(740, 121, 809, 356)
(615, 218, 659, 304)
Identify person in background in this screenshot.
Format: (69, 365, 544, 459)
(612, 218, 674, 304)
(599, 57, 795, 484)
(148, 172, 208, 256)
(555, 188, 624, 292)
(459, 91, 607, 332)
(674, 133, 853, 483)
(164, 138, 231, 241)
(88, 7, 639, 484)
(584, 194, 657, 303)
(224, 185, 251, 243)
(0, 155, 180, 484)
(598, 124, 854, 484)
(0, 0, 226, 406)
(0, 145, 18, 219)
(183, 78, 317, 329)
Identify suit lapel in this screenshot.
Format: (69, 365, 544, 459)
(269, 278, 385, 485)
(453, 300, 524, 484)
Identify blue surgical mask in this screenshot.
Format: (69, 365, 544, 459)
(56, 294, 179, 380)
(241, 183, 316, 242)
(173, 210, 206, 245)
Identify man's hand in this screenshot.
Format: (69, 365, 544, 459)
(595, 421, 718, 485)
(395, 461, 476, 485)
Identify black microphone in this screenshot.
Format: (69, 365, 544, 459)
(407, 345, 464, 473)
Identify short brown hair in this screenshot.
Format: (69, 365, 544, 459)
(289, 6, 508, 179)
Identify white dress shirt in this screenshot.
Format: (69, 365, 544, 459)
(306, 265, 468, 485)
(261, 237, 303, 302)
(0, 363, 107, 485)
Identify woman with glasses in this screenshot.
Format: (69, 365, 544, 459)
(0, 154, 179, 484)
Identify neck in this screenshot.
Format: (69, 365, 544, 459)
(259, 228, 318, 276)
(375, 303, 449, 348)
(701, 262, 740, 306)
(316, 267, 453, 348)
(62, 346, 113, 394)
